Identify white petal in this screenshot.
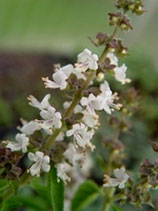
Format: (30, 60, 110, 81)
(28, 152, 37, 162)
(42, 163, 50, 172)
(36, 151, 44, 160)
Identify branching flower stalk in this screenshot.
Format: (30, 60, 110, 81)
(1, 1, 158, 211)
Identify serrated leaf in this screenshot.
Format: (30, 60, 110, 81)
(71, 180, 100, 211)
(48, 167, 64, 211)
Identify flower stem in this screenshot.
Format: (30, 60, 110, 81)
(99, 26, 119, 64)
(103, 188, 115, 211)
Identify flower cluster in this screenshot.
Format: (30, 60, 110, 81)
(3, 42, 131, 182)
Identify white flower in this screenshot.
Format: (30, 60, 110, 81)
(98, 81, 115, 114)
(56, 162, 71, 183)
(106, 53, 131, 85)
(42, 70, 68, 90)
(7, 133, 29, 153)
(66, 123, 95, 150)
(80, 94, 102, 115)
(60, 64, 86, 80)
(107, 53, 118, 66)
(104, 167, 129, 189)
(64, 101, 99, 129)
(40, 106, 62, 132)
(113, 64, 131, 85)
(82, 109, 99, 129)
(77, 48, 98, 71)
(64, 143, 82, 166)
(57, 64, 74, 77)
(73, 65, 86, 80)
(28, 94, 51, 110)
(19, 120, 41, 135)
(28, 151, 50, 177)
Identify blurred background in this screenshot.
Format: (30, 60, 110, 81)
(0, 0, 158, 210)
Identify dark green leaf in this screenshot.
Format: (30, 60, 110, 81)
(31, 177, 51, 206)
(0, 196, 21, 211)
(17, 195, 48, 211)
(48, 166, 64, 211)
(71, 180, 100, 211)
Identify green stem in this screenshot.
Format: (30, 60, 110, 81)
(103, 188, 115, 211)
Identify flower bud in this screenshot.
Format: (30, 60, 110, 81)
(96, 72, 104, 82)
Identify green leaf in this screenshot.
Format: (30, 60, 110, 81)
(0, 196, 21, 211)
(48, 166, 64, 211)
(71, 180, 100, 211)
(17, 196, 48, 211)
(112, 205, 123, 211)
(31, 177, 51, 206)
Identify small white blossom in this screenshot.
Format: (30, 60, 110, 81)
(107, 53, 131, 85)
(98, 81, 115, 114)
(7, 133, 29, 153)
(77, 48, 98, 71)
(19, 120, 41, 135)
(104, 167, 129, 189)
(28, 94, 51, 110)
(63, 101, 99, 129)
(40, 106, 62, 132)
(64, 143, 82, 166)
(66, 123, 95, 150)
(61, 64, 86, 80)
(107, 53, 118, 66)
(82, 110, 99, 129)
(113, 64, 131, 85)
(73, 65, 86, 80)
(42, 70, 68, 90)
(80, 94, 102, 115)
(28, 151, 50, 177)
(56, 162, 71, 183)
